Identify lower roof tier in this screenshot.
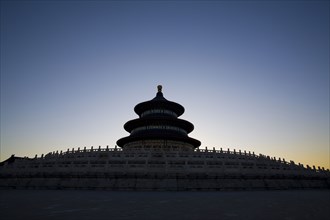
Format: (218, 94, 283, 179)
(116, 133, 201, 148)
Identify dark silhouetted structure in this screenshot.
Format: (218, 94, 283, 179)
(117, 85, 201, 150)
(0, 86, 329, 190)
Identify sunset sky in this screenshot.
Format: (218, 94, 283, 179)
(1, 1, 329, 169)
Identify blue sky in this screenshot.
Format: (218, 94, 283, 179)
(1, 0, 329, 169)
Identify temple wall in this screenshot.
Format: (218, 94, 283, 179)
(1, 147, 329, 190)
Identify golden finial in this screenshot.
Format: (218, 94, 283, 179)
(157, 85, 162, 92)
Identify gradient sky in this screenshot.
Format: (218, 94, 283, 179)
(1, 1, 329, 169)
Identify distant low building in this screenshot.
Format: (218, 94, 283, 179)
(0, 86, 329, 190)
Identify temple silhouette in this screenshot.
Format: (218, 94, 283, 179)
(117, 85, 201, 150)
(0, 85, 329, 190)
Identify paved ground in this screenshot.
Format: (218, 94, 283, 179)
(0, 190, 329, 220)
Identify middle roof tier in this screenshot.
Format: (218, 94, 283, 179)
(123, 117, 195, 134)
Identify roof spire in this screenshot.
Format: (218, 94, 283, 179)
(157, 85, 162, 93)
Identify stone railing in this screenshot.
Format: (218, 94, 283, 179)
(27, 146, 328, 172)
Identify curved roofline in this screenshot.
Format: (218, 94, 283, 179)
(123, 117, 194, 133)
(134, 92, 185, 117)
(117, 135, 201, 148)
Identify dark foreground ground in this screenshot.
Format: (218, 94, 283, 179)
(0, 190, 329, 220)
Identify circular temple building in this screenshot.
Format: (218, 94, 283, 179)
(117, 85, 201, 151)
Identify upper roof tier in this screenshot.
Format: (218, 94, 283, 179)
(134, 86, 185, 117)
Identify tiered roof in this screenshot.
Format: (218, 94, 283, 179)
(116, 85, 201, 148)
